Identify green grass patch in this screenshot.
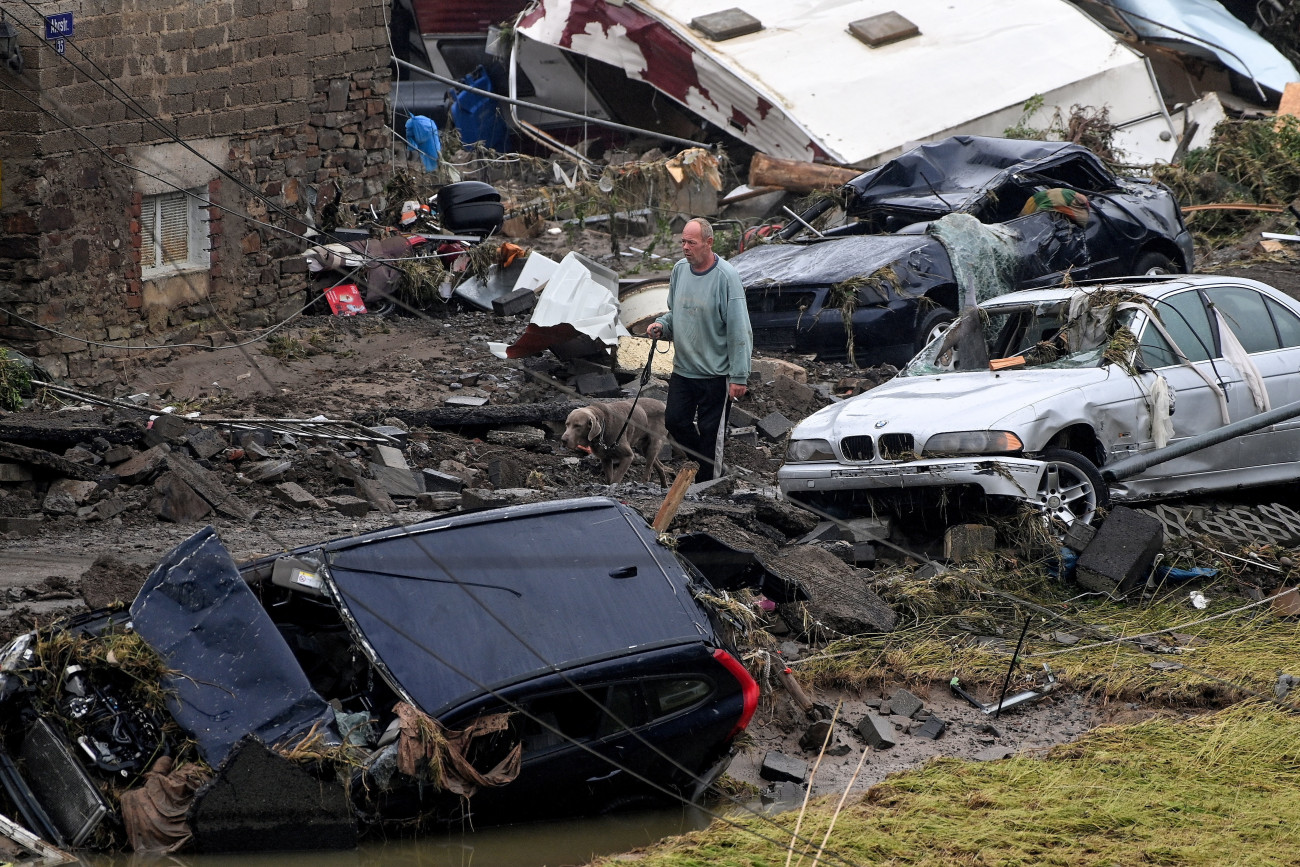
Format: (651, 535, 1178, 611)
(600, 702, 1300, 867)
(793, 546, 1298, 710)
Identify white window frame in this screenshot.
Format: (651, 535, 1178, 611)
(141, 187, 209, 278)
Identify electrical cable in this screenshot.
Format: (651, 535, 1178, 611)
(7, 16, 1289, 842)
(4, 0, 344, 236)
(0, 15, 879, 858)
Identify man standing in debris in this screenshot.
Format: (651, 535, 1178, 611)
(646, 218, 752, 482)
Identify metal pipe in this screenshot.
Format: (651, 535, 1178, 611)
(776, 198, 837, 240)
(1102, 396, 1300, 482)
(392, 57, 714, 152)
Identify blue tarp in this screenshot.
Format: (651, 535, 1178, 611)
(450, 66, 509, 152)
(405, 115, 441, 172)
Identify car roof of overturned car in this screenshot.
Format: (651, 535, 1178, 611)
(239, 496, 717, 717)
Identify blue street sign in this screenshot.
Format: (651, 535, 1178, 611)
(44, 12, 73, 40)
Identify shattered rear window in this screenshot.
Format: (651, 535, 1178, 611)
(903, 299, 1132, 375)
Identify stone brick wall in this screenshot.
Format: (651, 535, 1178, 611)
(0, 0, 393, 389)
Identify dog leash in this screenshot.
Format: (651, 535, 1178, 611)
(601, 337, 658, 451)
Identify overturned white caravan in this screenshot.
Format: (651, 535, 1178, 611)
(508, 0, 1187, 166)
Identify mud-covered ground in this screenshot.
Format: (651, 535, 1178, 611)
(1, 225, 1298, 809)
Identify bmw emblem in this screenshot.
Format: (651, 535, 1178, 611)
(874, 420, 888, 429)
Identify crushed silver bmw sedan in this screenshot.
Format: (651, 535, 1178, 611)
(779, 275, 1300, 526)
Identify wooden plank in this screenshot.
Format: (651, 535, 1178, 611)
(653, 462, 698, 532)
(1277, 81, 1300, 122)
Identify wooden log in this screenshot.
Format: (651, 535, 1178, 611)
(778, 666, 817, 715)
(748, 153, 859, 194)
(369, 401, 586, 430)
(652, 462, 697, 532)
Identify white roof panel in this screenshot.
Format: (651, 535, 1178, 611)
(520, 0, 1168, 165)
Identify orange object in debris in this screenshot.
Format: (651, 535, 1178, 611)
(500, 242, 526, 268)
(989, 356, 1026, 370)
(325, 284, 368, 316)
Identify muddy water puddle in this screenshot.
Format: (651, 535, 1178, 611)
(84, 807, 713, 867)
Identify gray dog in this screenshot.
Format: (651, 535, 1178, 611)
(562, 398, 670, 486)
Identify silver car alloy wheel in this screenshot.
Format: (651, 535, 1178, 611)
(1034, 457, 1100, 528)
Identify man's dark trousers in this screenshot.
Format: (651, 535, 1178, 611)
(665, 373, 729, 482)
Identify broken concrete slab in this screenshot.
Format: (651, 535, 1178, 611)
(115, 444, 171, 484)
(63, 445, 99, 464)
(751, 498, 820, 539)
(759, 751, 808, 784)
(772, 546, 897, 636)
(101, 444, 136, 465)
(273, 482, 319, 509)
(369, 444, 409, 469)
(485, 428, 547, 449)
(914, 715, 947, 739)
(188, 735, 356, 852)
(41, 478, 99, 514)
(842, 516, 891, 543)
(242, 459, 294, 484)
(163, 451, 257, 521)
(756, 411, 794, 441)
(90, 496, 128, 521)
(414, 492, 461, 511)
(0, 462, 34, 482)
(752, 358, 807, 384)
(444, 395, 489, 407)
(728, 405, 758, 428)
(770, 375, 820, 414)
(1062, 520, 1097, 554)
(856, 713, 896, 749)
(152, 472, 214, 523)
(369, 463, 422, 498)
(352, 477, 397, 514)
(323, 495, 371, 517)
(0, 516, 44, 536)
(1077, 505, 1164, 595)
(798, 719, 835, 752)
(886, 688, 924, 719)
(461, 488, 537, 510)
(944, 524, 997, 562)
(143, 412, 189, 447)
(422, 468, 465, 493)
(0, 439, 115, 482)
(795, 521, 845, 544)
(188, 428, 228, 461)
(487, 455, 531, 490)
(575, 371, 622, 397)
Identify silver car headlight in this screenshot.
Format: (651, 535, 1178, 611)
(786, 438, 837, 462)
(923, 431, 1024, 455)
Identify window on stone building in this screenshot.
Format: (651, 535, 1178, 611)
(141, 188, 209, 277)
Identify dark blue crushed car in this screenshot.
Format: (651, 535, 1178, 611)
(0, 497, 760, 852)
(736, 135, 1193, 367)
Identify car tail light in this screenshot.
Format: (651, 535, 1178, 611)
(713, 648, 758, 739)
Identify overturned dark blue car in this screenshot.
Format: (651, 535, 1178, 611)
(0, 498, 759, 854)
(736, 135, 1194, 367)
